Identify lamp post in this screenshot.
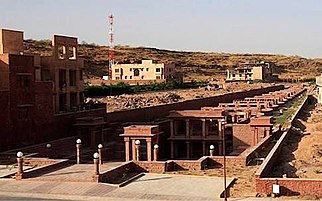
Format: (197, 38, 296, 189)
(135, 140, 141, 161)
(76, 139, 81, 164)
(46, 143, 52, 158)
(93, 152, 100, 175)
(98, 144, 103, 164)
(153, 144, 159, 161)
(221, 118, 227, 201)
(209, 145, 215, 157)
(16, 151, 23, 180)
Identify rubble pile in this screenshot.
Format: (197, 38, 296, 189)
(95, 82, 273, 112)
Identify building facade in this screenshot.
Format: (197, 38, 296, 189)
(111, 60, 180, 84)
(226, 61, 273, 82)
(0, 28, 94, 150)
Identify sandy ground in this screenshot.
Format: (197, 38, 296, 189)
(94, 82, 274, 112)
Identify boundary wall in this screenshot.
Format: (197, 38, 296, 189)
(254, 95, 322, 197)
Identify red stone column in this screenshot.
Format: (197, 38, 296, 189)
(153, 144, 159, 161)
(15, 152, 23, 180)
(132, 139, 136, 161)
(146, 139, 152, 162)
(186, 141, 190, 159)
(76, 139, 81, 164)
(185, 119, 190, 137)
(98, 144, 103, 164)
(170, 141, 174, 159)
(124, 137, 130, 161)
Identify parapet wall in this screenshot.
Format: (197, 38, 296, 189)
(254, 95, 320, 197)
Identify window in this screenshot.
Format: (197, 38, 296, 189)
(130, 76, 132, 79)
(134, 69, 140, 76)
(59, 69, 67, 88)
(141, 76, 144, 79)
(156, 76, 161, 79)
(116, 77, 120, 80)
(58, 46, 66, 59)
(59, 94, 67, 112)
(130, 68, 132, 71)
(20, 75, 29, 87)
(156, 68, 161, 72)
(68, 46, 76, 60)
(232, 74, 235, 77)
(70, 93, 77, 109)
(69, 70, 76, 86)
(124, 76, 127, 79)
(42, 70, 51, 81)
(115, 69, 119, 73)
(146, 68, 149, 71)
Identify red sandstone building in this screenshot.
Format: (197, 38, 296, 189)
(0, 28, 96, 150)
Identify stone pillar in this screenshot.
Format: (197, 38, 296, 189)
(170, 141, 174, 159)
(132, 139, 136, 161)
(185, 119, 190, 137)
(202, 141, 206, 156)
(15, 152, 23, 180)
(209, 145, 215, 156)
(135, 140, 141, 161)
(153, 144, 159, 161)
(202, 119, 206, 137)
(93, 153, 99, 176)
(124, 138, 130, 162)
(98, 144, 103, 164)
(218, 142, 223, 155)
(186, 141, 190, 159)
(76, 139, 81, 164)
(170, 120, 174, 137)
(147, 139, 152, 162)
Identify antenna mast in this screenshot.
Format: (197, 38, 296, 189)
(108, 14, 114, 79)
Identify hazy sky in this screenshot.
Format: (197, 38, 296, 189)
(1, 0, 322, 58)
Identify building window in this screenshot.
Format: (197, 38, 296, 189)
(141, 76, 144, 79)
(156, 68, 161, 72)
(116, 77, 120, 80)
(42, 70, 51, 81)
(115, 69, 119, 73)
(124, 76, 127, 79)
(146, 68, 149, 71)
(156, 76, 161, 79)
(130, 76, 132, 79)
(59, 69, 67, 88)
(70, 93, 77, 110)
(69, 70, 76, 86)
(134, 69, 140, 76)
(20, 75, 30, 87)
(130, 68, 132, 71)
(232, 74, 235, 77)
(59, 93, 67, 112)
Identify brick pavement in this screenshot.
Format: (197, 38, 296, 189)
(0, 173, 236, 200)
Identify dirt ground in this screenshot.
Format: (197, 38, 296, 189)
(94, 82, 274, 112)
(273, 95, 322, 179)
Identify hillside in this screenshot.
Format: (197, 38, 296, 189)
(23, 39, 322, 81)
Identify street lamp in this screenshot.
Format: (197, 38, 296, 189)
(209, 145, 215, 156)
(76, 139, 82, 164)
(153, 144, 159, 161)
(93, 152, 100, 175)
(221, 118, 227, 201)
(16, 151, 24, 180)
(135, 140, 141, 161)
(98, 144, 103, 164)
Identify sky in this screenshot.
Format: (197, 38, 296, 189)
(1, 0, 322, 58)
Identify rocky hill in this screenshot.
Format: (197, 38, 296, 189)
(24, 39, 322, 81)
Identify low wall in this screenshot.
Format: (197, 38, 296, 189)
(105, 85, 284, 123)
(255, 95, 316, 196)
(22, 159, 69, 179)
(255, 178, 322, 197)
(134, 161, 167, 173)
